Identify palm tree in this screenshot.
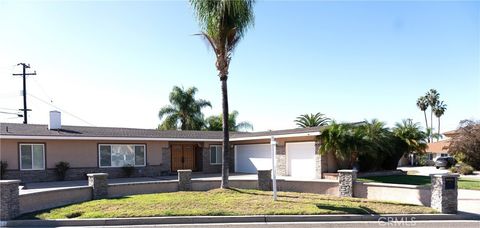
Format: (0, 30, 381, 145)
(295, 112, 331, 128)
(318, 122, 350, 166)
(158, 86, 211, 130)
(318, 122, 366, 169)
(393, 119, 428, 166)
(416, 96, 429, 136)
(433, 101, 447, 141)
(358, 119, 394, 171)
(190, 0, 255, 188)
(426, 89, 440, 140)
(205, 110, 253, 132)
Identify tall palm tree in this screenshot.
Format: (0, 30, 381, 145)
(295, 112, 331, 128)
(426, 89, 440, 140)
(433, 101, 447, 141)
(416, 96, 429, 136)
(190, 0, 255, 188)
(205, 110, 253, 132)
(158, 86, 211, 130)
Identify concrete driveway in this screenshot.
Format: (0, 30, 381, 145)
(399, 166, 480, 179)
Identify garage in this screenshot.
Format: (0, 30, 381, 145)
(234, 144, 271, 173)
(286, 142, 316, 179)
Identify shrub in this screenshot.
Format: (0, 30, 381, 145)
(122, 165, 135, 177)
(450, 163, 475, 175)
(0, 161, 7, 179)
(448, 120, 480, 170)
(55, 161, 70, 181)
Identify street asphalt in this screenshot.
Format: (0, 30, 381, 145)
(42, 220, 480, 228)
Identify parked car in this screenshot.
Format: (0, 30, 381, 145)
(435, 156, 457, 169)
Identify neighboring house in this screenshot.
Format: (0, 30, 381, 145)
(425, 130, 458, 162)
(0, 111, 337, 183)
(398, 130, 457, 166)
(426, 140, 450, 161)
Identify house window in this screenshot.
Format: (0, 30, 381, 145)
(210, 145, 222, 165)
(427, 153, 433, 160)
(441, 153, 448, 157)
(99, 144, 146, 168)
(19, 144, 45, 170)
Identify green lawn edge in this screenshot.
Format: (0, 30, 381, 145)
(358, 175, 480, 190)
(20, 188, 437, 220)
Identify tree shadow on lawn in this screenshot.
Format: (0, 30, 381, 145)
(227, 188, 352, 201)
(315, 203, 377, 214)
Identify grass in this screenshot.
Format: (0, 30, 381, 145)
(22, 188, 436, 219)
(358, 175, 480, 190)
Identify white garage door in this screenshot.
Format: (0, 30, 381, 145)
(287, 142, 316, 179)
(235, 144, 271, 173)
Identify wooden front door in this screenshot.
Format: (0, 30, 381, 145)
(171, 144, 196, 171)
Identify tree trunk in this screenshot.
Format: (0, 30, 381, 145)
(430, 110, 433, 142)
(423, 111, 430, 143)
(437, 117, 441, 142)
(220, 77, 230, 189)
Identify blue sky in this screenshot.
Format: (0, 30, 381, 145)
(0, 0, 479, 133)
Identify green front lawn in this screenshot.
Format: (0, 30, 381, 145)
(358, 175, 480, 190)
(23, 188, 436, 219)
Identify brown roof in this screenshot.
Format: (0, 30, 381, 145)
(0, 123, 323, 140)
(426, 140, 451, 153)
(442, 129, 458, 137)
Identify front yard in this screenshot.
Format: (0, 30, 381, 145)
(23, 188, 436, 219)
(358, 175, 480, 190)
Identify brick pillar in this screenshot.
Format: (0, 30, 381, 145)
(0, 180, 20, 221)
(87, 173, 108, 199)
(257, 170, 272, 191)
(338, 170, 357, 197)
(431, 173, 459, 214)
(275, 144, 286, 176)
(178, 169, 192, 191)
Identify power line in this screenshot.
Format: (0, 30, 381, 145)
(0, 107, 21, 111)
(0, 111, 22, 116)
(28, 93, 95, 126)
(32, 76, 54, 103)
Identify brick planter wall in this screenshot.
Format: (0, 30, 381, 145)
(2, 165, 169, 183)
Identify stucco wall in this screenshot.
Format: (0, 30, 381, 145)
(0, 139, 170, 182)
(19, 187, 92, 214)
(109, 181, 178, 198)
(354, 182, 431, 206)
(278, 179, 339, 195)
(0, 139, 168, 169)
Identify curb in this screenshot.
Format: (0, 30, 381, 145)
(2, 214, 479, 227)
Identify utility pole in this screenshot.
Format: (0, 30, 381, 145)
(13, 63, 36, 124)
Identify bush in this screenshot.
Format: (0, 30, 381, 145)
(450, 163, 475, 175)
(55, 161, 70, 181)
(0, 161, 7, 179)
(122, 165, 135, 177)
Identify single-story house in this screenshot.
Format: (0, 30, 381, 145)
(398, 130, 457, 166)
(0, 112, 337, 183)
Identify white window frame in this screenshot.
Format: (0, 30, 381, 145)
(19, 143, 45, 171)
(98, 144, 146, 168)
(210, 145, 222, 165)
